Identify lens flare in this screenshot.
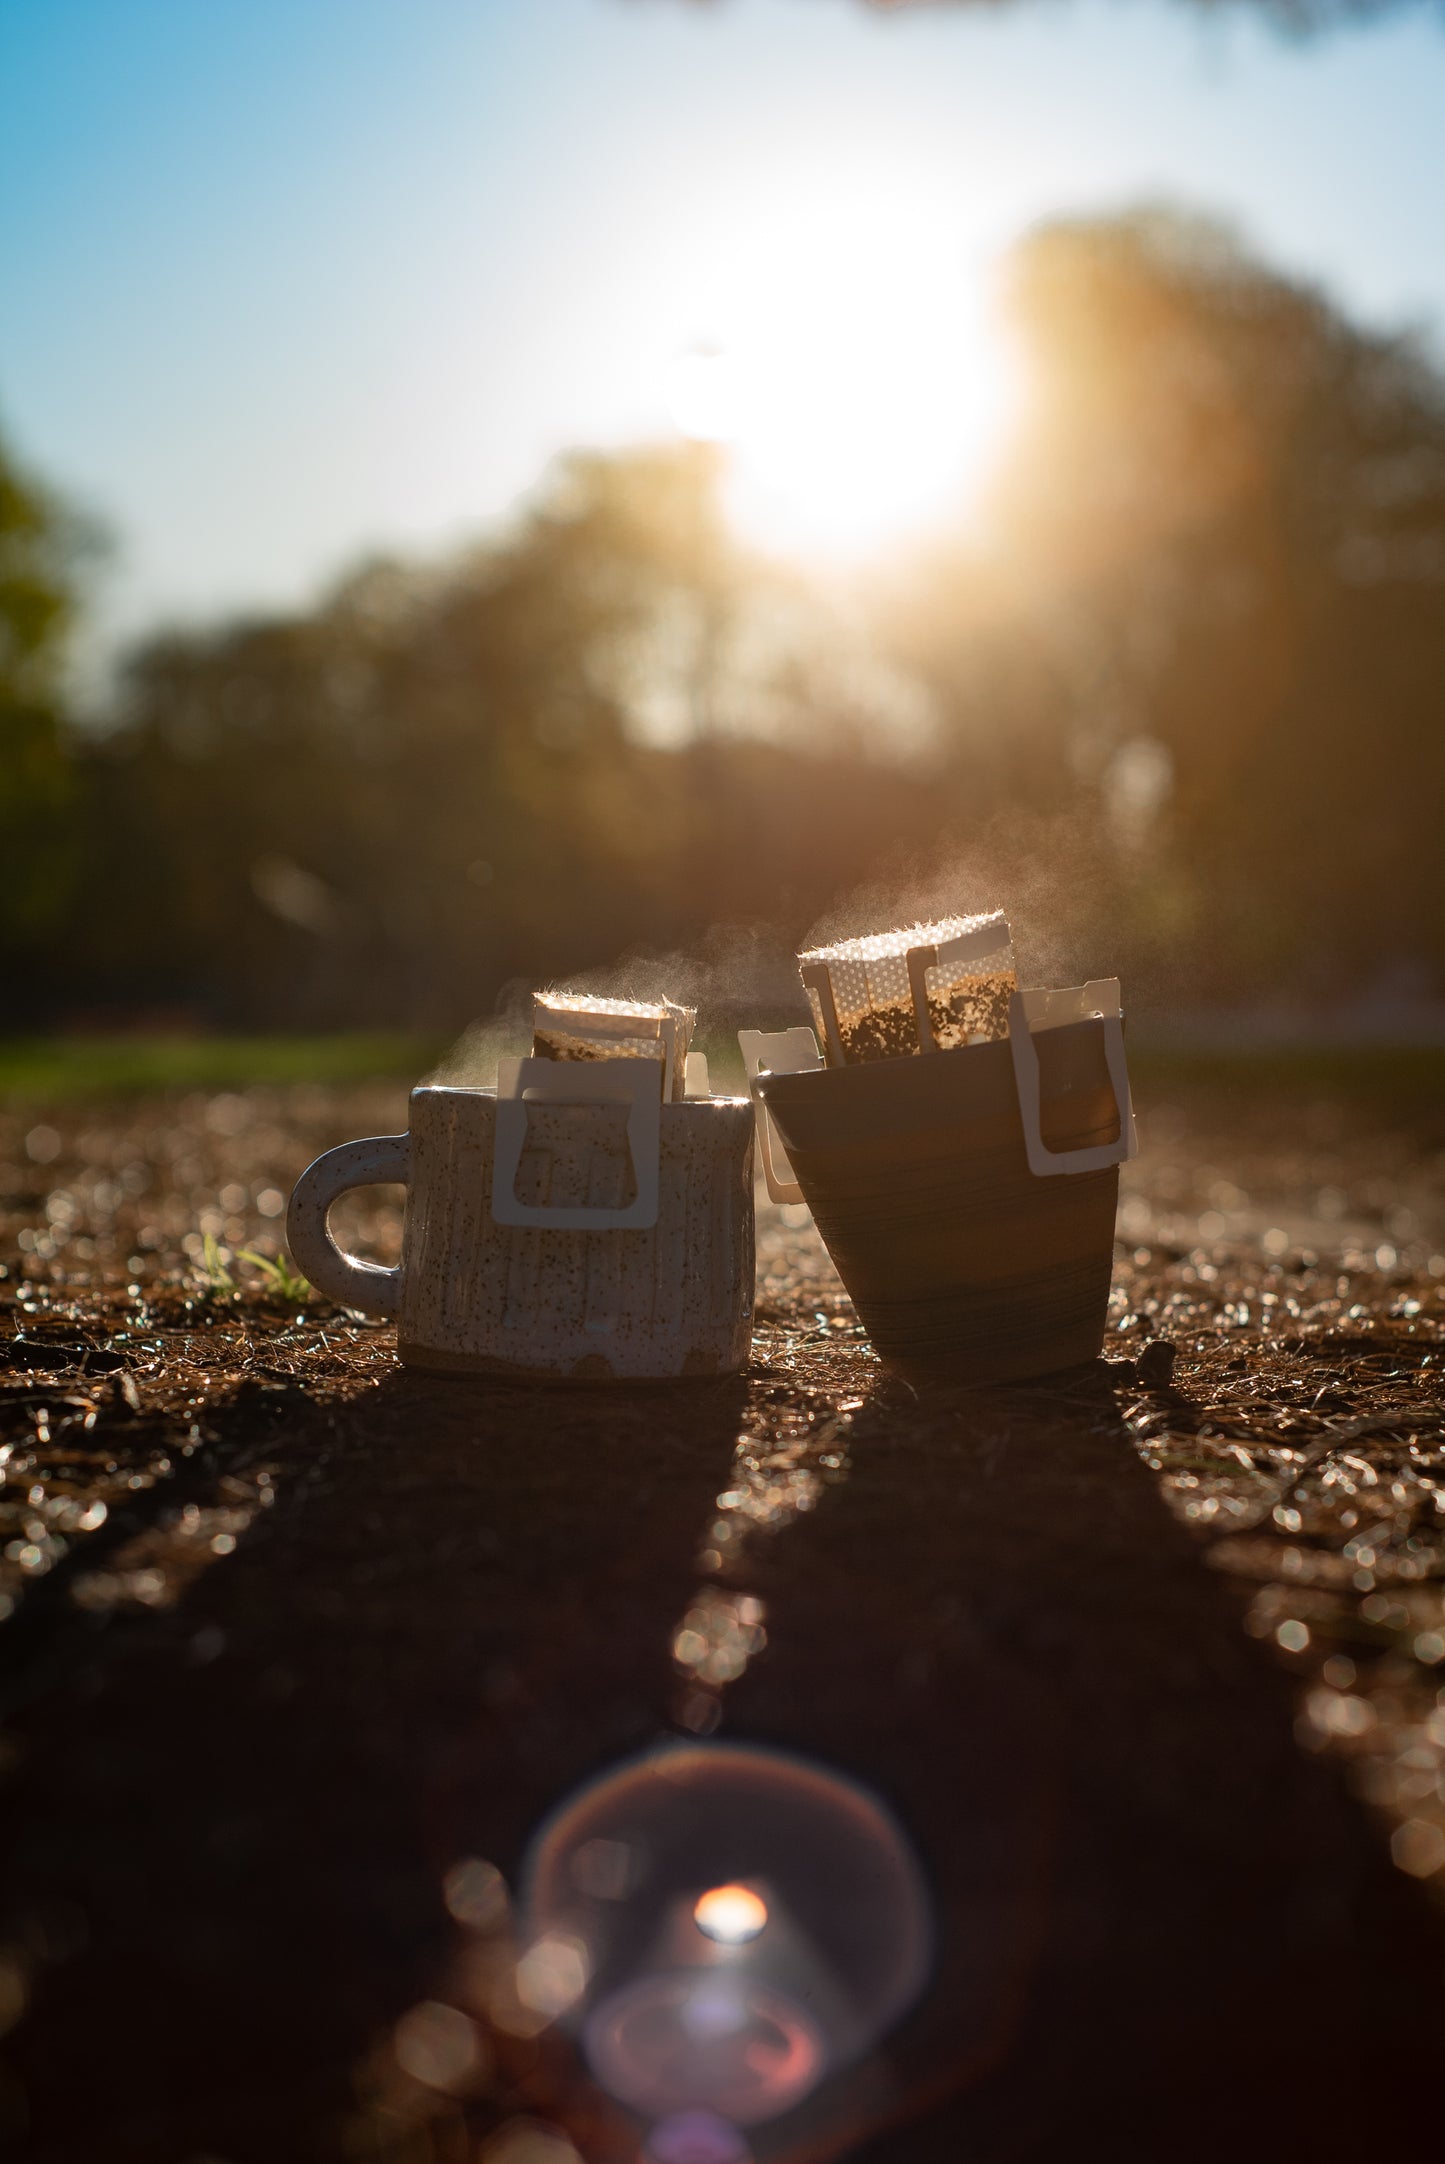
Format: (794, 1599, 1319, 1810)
(583, 1971, 823, 2124)
(514, 1933, 589, 2020)
(693, 1884, 768, 1945)
(521, 1740, 933, 2129)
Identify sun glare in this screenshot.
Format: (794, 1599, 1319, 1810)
(693, 1883, 769, 1944)
(665, 190, 1019, 562)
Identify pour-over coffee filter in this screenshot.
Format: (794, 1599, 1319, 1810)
(799, 911, 1016, 1066)
(532, 993, 696, 1101)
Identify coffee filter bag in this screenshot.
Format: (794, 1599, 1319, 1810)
(531, 993, 696, 1100)
(799, 911, 1016, 1066)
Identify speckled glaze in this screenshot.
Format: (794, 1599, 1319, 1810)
(287, 1084, 755, 1381)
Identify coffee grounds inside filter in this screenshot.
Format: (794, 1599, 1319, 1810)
(800, 911, 1017, 1068)
(531, 1028, 666, 1066)
(837, 1001, 922, 1064)
(926, 970, 1015, 1050)
(834, 970, 1017, 1064)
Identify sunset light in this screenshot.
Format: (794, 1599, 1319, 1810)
(665, 192, 1020, 560)
(6, 1, 1444, 2153)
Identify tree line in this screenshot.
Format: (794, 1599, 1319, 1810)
(3, 208, 1443, 1037)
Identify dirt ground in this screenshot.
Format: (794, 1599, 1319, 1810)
(2, 1072, 1445, 2162)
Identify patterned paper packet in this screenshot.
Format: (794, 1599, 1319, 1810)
(530, 993, 696, 1100)
(798, 912, 1016, 1067)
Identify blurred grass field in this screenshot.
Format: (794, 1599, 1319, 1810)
(0, 1035, 445, 1101)
(3, 1031, 1445, 1106)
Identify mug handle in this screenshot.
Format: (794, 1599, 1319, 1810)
(286, 1133, 410, 1314)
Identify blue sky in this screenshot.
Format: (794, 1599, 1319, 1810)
(3, 0, 1444, 663)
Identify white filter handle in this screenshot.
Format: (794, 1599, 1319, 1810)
(1019, 978, 1122, 1030)
(738, 1027, 823, 1205)
(1007, 987, 1138, 1178)
(798, 964, 846, 1066)
(492, 1056, 661, 1229)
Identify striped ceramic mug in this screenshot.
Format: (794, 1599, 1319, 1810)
(288, 1064, 755, 1382)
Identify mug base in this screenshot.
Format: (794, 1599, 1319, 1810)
(396, 1338, 745, 1385)
(879, 1341, 1110, 1391)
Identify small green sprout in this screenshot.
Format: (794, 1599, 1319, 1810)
(237, 1248, 312, 1302)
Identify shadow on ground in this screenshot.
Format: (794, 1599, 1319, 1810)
(1, 1343, 1442, 2163)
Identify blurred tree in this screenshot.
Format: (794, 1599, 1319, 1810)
(0, 418, 96, 1002)
(653, 0, 1435, 36)
(886, 207, 1445, 1006)
(24, 207, 1445, 1034)
(62, 442, 934, 1029)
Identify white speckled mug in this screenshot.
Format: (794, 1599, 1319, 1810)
(287, 1069, 756, 1381)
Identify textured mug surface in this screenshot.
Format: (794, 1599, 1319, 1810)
(288, 1084, 755, 1381)
(756, 1018, 1121, 1384)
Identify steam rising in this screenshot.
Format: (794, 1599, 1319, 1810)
(427, 804, 1141, 1093)
(798, 806, 1145, 1007)
(426, 926, 808, 1090)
